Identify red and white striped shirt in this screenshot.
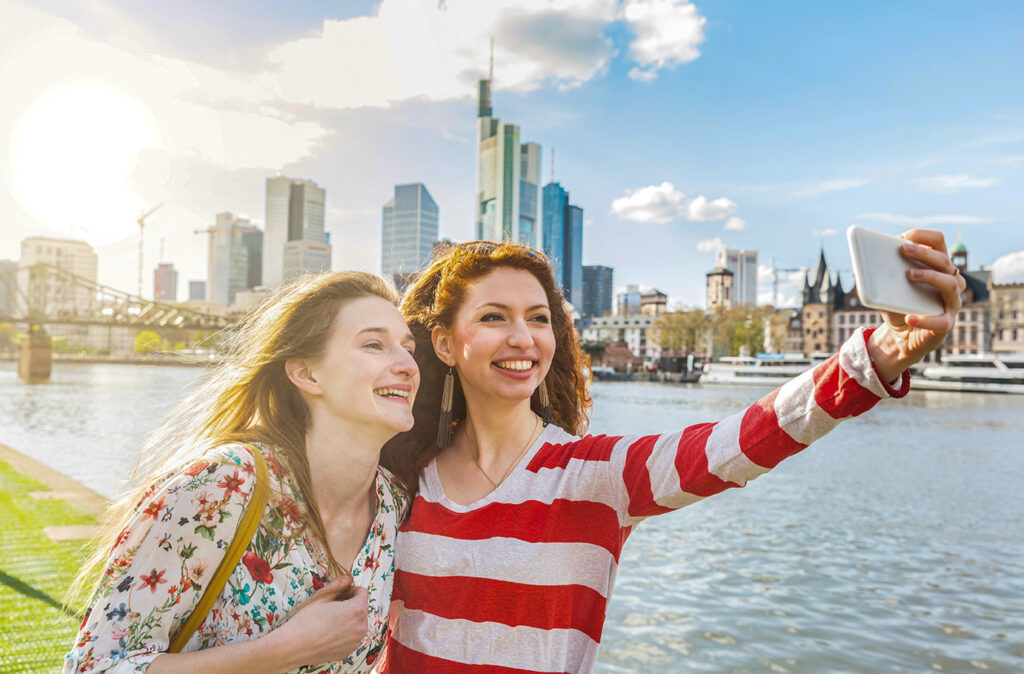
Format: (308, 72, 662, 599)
(383, 328, 908, 673)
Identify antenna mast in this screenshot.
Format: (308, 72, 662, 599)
(489, 37, 494, 82)
(550, 148, 555, 183)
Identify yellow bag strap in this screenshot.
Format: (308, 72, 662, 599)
(168, 444, 270, 653)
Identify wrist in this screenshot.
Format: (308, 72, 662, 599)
(866, 324, 907, 384)
(253, 624, 303, 673)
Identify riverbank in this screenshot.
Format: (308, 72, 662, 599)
(0, 443, 107, 673)
(0, 354, 216, 367)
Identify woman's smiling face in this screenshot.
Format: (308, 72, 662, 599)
(435, 267, 556, 405)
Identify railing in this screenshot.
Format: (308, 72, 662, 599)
(0, 263, 231, 330)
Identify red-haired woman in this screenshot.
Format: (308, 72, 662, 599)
(379, 231, 963, 673)
(65, 272, 418, 673)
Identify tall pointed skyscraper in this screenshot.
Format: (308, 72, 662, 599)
(475, 53, 542, 247)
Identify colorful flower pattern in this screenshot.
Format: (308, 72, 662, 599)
(64, 443, 408, 673)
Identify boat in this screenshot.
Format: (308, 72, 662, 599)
(915, 353, 1024, 394)
(701, 353, 815, 386)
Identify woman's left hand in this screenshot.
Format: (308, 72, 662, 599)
(868, 228, 966, 382)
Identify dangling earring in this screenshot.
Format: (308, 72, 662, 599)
(537, 378, 554, 426)
(437, 366, 455, 449)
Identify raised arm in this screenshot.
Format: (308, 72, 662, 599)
(604, 327, 906, 528)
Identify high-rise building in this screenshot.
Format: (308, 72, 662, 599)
(263, 176, 329, 286)
(541, 182, 584, 305)
(19, 236, 98, 312)
(475, 75, 542, 247)
(153, 262, 178, 302)
(283, 240, 331, 283)
(208, 212, 261, 307)
(188, 280, 206, 301)
(715, 249, 758, 306)
(616, 284, 644, 316)
(240, 226, 263, 291)
(582, 265, 613, 317)
(381, 184, 439, 277)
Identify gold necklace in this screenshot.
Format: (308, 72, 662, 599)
(470, 415, 541, 490)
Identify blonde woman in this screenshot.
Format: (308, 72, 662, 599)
(65, 272, 419, 673)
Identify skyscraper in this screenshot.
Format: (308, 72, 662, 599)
(541, 182, 584, 305)
(582, 265, 613, 317)
(188, 280, 206, 301)
(153, 262, 178, 302)
(715, 249, 758, 306)
(208, 212, 259, 307)
(475, 74, 542, 247)
(263, 176, 329, 286)
(381, 184, 439, 277)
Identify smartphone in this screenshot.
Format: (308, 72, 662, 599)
(847, 225, 945, 316)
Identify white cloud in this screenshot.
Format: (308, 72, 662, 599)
(812, 228, 839, 236)
(724, 216, 746, 231)
(991, 250, 1024, 285)
(991, 155, 1024, 167)
(610, 182, 687, 223)
(622, 0, 706, 82)
(912, 174, 1002, 194)
(857, 212, 993, 227)
(627, 67, 658, 83)
(687, 195, 737, 221)
(697, 237, 724, 253)
(965, 132, 1024, 149)
(792, 177, 869, 198)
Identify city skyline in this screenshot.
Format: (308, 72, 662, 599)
(1, 1, 1022, 307)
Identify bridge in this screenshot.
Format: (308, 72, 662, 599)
(1, 263, 233, 380)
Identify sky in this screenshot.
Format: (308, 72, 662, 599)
(1, 0, 1022, 308)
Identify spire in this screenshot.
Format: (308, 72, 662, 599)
(812, 246, 827, 290)
(478, 38, 493, 118)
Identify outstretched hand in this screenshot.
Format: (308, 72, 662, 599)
(869, 228, 965, 382)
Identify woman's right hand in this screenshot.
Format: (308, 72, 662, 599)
(270, 575, 369, 668)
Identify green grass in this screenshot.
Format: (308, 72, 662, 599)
(0, 458, 98, 673)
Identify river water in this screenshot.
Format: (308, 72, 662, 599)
(2, 362, 1022, 672)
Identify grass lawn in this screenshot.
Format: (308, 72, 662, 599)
(0, 458, 98, 673)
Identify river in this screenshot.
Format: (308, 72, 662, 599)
(2, 361, 1022, 672)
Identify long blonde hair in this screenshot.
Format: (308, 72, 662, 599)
(68, 271, 399, 612)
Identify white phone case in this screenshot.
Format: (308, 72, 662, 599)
(847, 225, 945, 316)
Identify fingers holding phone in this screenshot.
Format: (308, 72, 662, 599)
(897, 232, 965, 331)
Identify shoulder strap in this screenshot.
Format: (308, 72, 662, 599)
(168, 444, 271, 653)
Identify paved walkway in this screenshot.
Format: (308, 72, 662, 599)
(0, 443, 108, 673)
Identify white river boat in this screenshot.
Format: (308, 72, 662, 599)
(916, 353, 1024, 394)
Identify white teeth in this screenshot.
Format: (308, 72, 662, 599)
(374, 388, 410, 399)
(495, 360, 535, 372)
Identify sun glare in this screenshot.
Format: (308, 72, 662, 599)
(9, 81, 160, 245)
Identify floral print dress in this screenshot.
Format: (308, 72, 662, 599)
(64, 443, 408, 673)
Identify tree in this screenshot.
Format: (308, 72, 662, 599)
(651, 310, 705, 354)
(135, 330, 162, 354)
(0, 322, 16, 353)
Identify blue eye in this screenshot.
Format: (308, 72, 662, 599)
(364, 341, 384, 351)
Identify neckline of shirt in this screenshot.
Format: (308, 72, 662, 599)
(424, 423, 560, 513)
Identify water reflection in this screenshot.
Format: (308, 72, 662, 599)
(2, 365, 1022, 671)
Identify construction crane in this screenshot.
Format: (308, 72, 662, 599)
(137, 202, 164, 299)
(769, 257, 805, 308)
